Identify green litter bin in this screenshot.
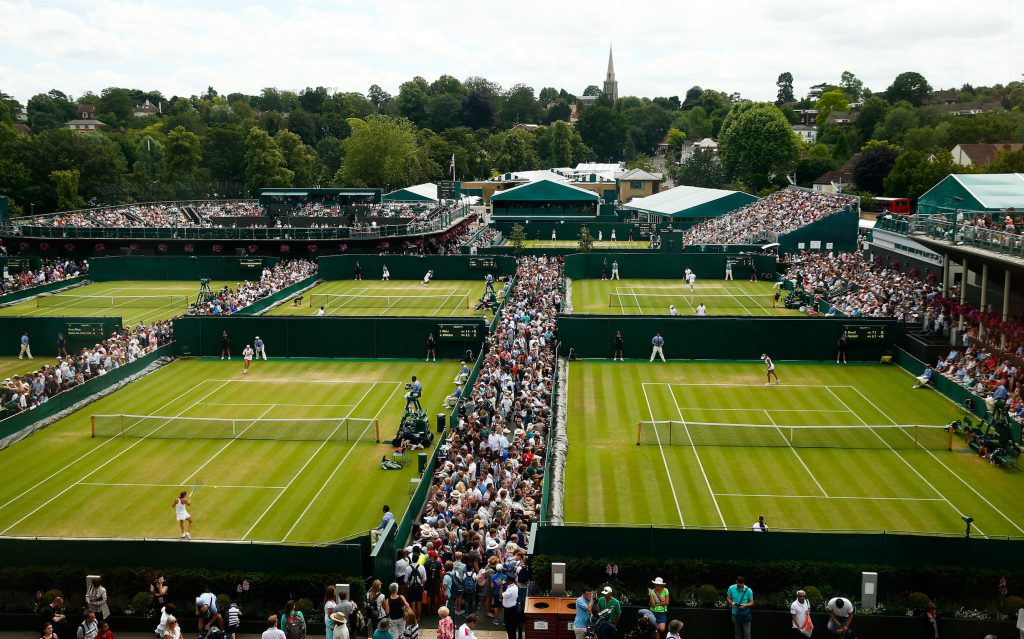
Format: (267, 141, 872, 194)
(417, 453, 427, 474)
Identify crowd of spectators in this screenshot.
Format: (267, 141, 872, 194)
(1, 258, 88, 296)
(41, 204, 191, 228)
(195, 201, 263, 218)
(468, 227, 502, 251)
(189, 259, 317, 315)
(1, 321, 173, 418)
(396, 257, 559, 625)
(681, 188, 855, 245)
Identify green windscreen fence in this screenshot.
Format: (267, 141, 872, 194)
(89, 256, 281, 281)
(0, 316, 122, 357)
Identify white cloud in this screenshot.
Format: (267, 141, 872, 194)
(0, 0, 1021, 104)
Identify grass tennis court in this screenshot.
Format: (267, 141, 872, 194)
(523, 240, 649, 249)
(564, 361, 1024, 537)
(269, 279, 490, 317)
(0, 280, 232, 325)
(0, 358, 453, 543)
(570, 278, 803, 316)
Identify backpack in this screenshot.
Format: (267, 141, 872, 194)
(284, 614, 305, 639)
(451, 570, 465, 596)
(365, 593, 382, 620)
(425, 559, 443, 584)
(463, 572, 477, 595)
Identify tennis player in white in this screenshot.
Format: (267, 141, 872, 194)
(696, 303, 707, 316)
(174, 491, 193, 539)
(687, 272, 697, 293)
(761, 354, 780, 385)
(242, 345, 254, 374)
(422, 270, 434, 286)
(382, 265, 390, 281)
(668, 305, 678, 316)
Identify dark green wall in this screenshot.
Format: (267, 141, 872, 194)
(779, 209, 859, 253)
(564, 252, 778, 280)
(0, 276, 84, 305)
(557, 316, 901, 361)
(89, 256, 280, 281)
(0, 316, 122, 358)
(175, 316, 487, 359)
(318, 255, 517, 281)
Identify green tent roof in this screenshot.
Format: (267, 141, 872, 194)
(918, 173, 1024, 214)
(491, 179, 600, 202)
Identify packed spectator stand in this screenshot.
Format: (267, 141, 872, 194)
(680, 188, 856, 245)
(189, 259, 318, 316)
(1, 258, 88, 296)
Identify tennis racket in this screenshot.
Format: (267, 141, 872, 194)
(191, 479, 204, 495)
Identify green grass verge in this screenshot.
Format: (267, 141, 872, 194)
(564, 360, 1024, 537)
(0, 358, 459, 544)
(571, 278, 804, 316)
(268, 279, 488, 317)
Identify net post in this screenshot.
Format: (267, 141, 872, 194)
(915, 424, 919, 448)
(609, 293, 614, 308)
(946, 424, 953, 451)
(120, 414, 125, 437)
(636, 422, 642, 445)
(375, 419, 380, 443)
(91, 415, 95, 438)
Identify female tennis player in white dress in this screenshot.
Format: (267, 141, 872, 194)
(174, 491, 193, 539)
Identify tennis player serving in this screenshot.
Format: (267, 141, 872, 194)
(761, 354, 780, 385)
(174, 491, 193, 539)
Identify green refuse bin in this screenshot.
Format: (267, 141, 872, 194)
(417, 452, 427, 474)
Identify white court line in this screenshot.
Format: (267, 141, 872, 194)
(428, 289, 457, 317)
(720, 286, 754, 317)
(180, 405, 276, 486)
(0, 379, 208, 516)
(763, 410, 827, 497)
(676, 407, 852, 413)
(737, 284, 773, 316)
(665, 383, 854, 388)
(640, 383, 685, 527)
(205, 402, 355, 408)
(714, 493, 946, 502)
(325, 287, 369, 315)
(281, 381, 406, 541)
(630, 287, 644, 316)
(0, 381, 232, 535)
(849, 385, 1024, 535)
(242, 381, 383, 540)
(212, 379, 406, 384)
(79, 482, 286, 490)
(824, 387, 987, 537)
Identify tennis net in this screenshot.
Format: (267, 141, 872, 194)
(635, 420, 953, 450)
(37, 294, 190, 308)
(309, 292, 472, 310)
(91, 414, 380, 443)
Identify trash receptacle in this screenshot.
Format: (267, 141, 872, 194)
(437, 413, 446, 433)
(525, 597, 559, 639)
(417, 453, 427, 474)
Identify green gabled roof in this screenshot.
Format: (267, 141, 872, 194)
(491, 178, 600, 202)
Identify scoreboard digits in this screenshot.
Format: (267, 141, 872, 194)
(437, 322, 482, 342)
(842, 325, 887, 342)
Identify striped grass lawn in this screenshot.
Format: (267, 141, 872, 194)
(0, 357, 43, 381)
(522, 240, 649, 250)
(564, 360, 1024, 537)
(571, 278, 804, 316)
(269, 279, 489, 317)
(0, 358, 457, 544)
(0, 280, 234, 326)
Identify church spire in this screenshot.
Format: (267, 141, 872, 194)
(603, 45, 618, 103)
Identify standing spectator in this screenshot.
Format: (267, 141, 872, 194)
(384, 584, 408, 639)
(573, 588, 592, 639)
(649, 578, 669, 637)
(611, 261, 620, 280)
(329, 613, 348, 639)
(355, 262, 363, 281)
(752, 515, 768, 532)
(281, 601, 306, 639)
(220, 332, 231, 359)
(726, 576, 754, 639)
(96, 621, 113, 639)
(263, 617, 286, 639)
(19, 331, 32, 359)
(365, 581, 385, 638)
(336, 592, 358, 637)
(836, 333, 847, 365)
(43, 596, 71, 639)
(612, 331, 624, 361)
(918, 601, 942, 639)
(790, 590, 811, 637)
(56, 333, 68, 358)
(650, 333, 665, 363)
(254, 336, 268, 360)
(88, 577, 110, 623)
(501, 573, 519, 639)
(602, 259, 608, 280)
(442, 561, 456, 615)
(826, 597, 853, 637)
(382, 266, 390, 281)
(372, 621, 391, 639)
(457, 614, 478, 639)
(595, 588, 621, 627)
(324, 586, 338, 639)
(725, 260, 733, 281)
(437, 607, 454, 639)
(77, 612, 98, 639)
(400, 610, 418, 639)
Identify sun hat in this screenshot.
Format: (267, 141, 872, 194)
(601, 587, 613, 595)
(330, 612, 347, 624)
(652, 577, 666, 586)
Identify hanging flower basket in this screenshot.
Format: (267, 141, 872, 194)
(93, 242, 106, 252)
(280, 244, 291, 253)
(212, 244, 223, 253)
(39, 242, 51, 251)
(19, 241, 30, 251)
(184, 243, 194, 253)
(129, 242, 141, 252)
(64, 243, 75, 252)
(157, 243, 168, 253)
(338, 243, 348, 253)
(378, 241, 390, 251)
(248, 244, 258, 254)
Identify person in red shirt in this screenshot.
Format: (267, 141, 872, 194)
(96, 621, 114, 639)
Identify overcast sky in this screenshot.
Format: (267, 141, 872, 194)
(1, 0, 1021, 106)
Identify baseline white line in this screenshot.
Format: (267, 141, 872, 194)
(676, 407, 851, 413)
(180, 405, 276, 486)
(0, 381, 232, 535)
(714, 493, 945, 502)
(205, 402, 355, 408)
(640, 383, 684, 527)
(79, 482, 286, 490)
(849, 386, 1024, 535)
(0, 379, 209, 515)
(763, 410, 827, 497)
(665, 383, 854, 388)
(631, 287, 644, 316)
(663, 383, 727, 528)
(824, 387, 987, 537)
(212, 379, 406, 384)
(242, 382, 382, 540)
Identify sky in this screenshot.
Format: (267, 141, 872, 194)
(1, 0, 1022, 106)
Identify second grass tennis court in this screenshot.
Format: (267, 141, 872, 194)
(269, 279, 491, 317)
(570, 279, 803, 316)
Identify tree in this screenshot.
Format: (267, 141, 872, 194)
(718, 102, 799, 191)
(854, 97, 889, 143)
(501, 84, 542, 125)
(577, 106, 626, 161)
(425, 93, 462, 132)
(459, 90, 496, 130)
(299, 86, 329, 113)
(807, 83, 839, 101)
(24, 128, 126, 209)
(871, 102, 919, 145)
(577, 225, 594, 253)
(50, 169, 84, 211)
(163, 125, 203, 180)
(627, 154, 658, 173)
(666, 128, 687, 160)
(98, 87, 135, 126)
(396, 77, 430, 126)
(367, 84, 391, 110)
(814, 90, 849, 127)
(244, 127, 293, 193)
(135, 135, 164, 179)
(776, 72, 795, 105)
(853, 141, 900, 194)
(583, 85, 602, 97)
(989, 148, 1024, 173)
(203, 124, 247, 183)
(509, 222, 526, 255)
(490, 129, 540, 172)
(274, 130, 319, 186)
(886, 72, 932, 107)
(338, 115, 421, 189)
(316, 136, 346, 179)
(883, 150, 956, 200)
(286, 109, 318, 145)
(673, 150, 726, 189)
(840, 71, 864, 102)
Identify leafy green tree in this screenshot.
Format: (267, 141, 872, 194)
(244, 127, 293, 193)
(338, 115, 421, 189)
(814, 90, 849, 127)
(491, 128, 540, 172)
(27, 92, 75, 130)
(426, 93, 462, 132)
(582, 85, 602, 97)
(50, 169, 84, 210)
(577, 225, 594, 253)
(776, 72, 795, 105)
(989, 148, 1024, 173)
(98, 87, 135, 126)
(299, 86, 329, 113)
(840, 71, 864, 102)
(275, 130, 319, 186)
(396, 77, 430, 126)
(622, 103, 671, 154)
(666, 128, 687, 160)
(627, 154, 658, 173)
(459, 90, 496, 130)
(577, 106, 626, 161)
(871, 102, 919, 145)
(501, 84, 542, 125)
(883, 150, 956, 200)
(202, 124, 246, 183)
(429, 75, 466, 97)
(806, 83, 839, 101)
(287, 109, 318, 145)
(544, 102, 571, 123)
(673, 150, 726, 188)
(367, 84, 392, 110)
(853, 141, 901, 194)
(163, 126, 203, 180)
(316, 136, 346, 179)
(854, 97, 889, 143)
(24, 128, 126, 209)
(509, 222, 526, 255)
(135, 135, 164, 179)
(718, 102, 799, 191)
(886, 72, 933, 107)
